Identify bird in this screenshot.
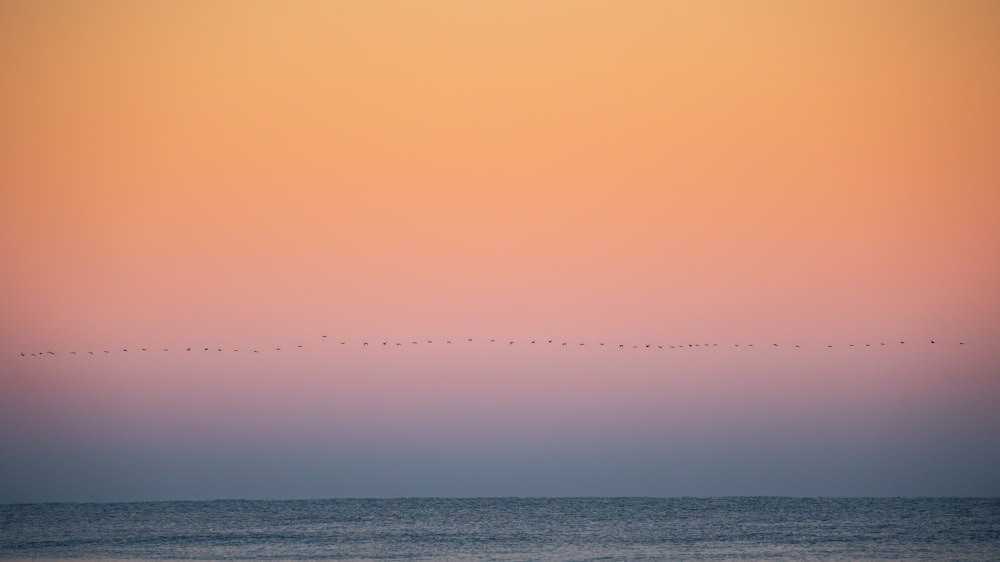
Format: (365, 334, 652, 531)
(931, 340, 935, 344)
(599, 342, 605, 346)
(396, 342, 401, 346)
(253, 350, 259, 353)
(383, 342, 387, 346)
(548, 340, 553, 344)
(619, 344, 624, 348)
(297, 345, 303, 348)
(446, 340, 452, 344)
(364, 342, 369, 346)
(123, 349, 128, 352)
(531, 340, 536, 344)
(322, 335, 328, 338)
(509, 341, 514, 345)
(186, 348, 191, 351)
(88, 351, 94, 355)
(645, 344, 650, 348)
(70, 351, 77, 355)
(658, 345, 663, 349)
(773, 343, 778, 347)
(468, 338, 473, 342)
(20, 352, 25, 357)
(562, 342, 567, 346)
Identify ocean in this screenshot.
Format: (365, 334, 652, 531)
(2, 497, 998, 560)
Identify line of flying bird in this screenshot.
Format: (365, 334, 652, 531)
(19, 337, 965, 357)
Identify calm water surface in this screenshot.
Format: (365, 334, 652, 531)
(2, 497, 998, 560)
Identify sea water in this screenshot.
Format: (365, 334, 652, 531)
(2, 497, 998, 560)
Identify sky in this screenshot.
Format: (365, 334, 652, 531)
(1, 0, 999, 503)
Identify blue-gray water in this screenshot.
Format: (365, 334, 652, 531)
(2, 498, 998, 561)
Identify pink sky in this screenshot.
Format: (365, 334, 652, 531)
(1, 0, 998, 501)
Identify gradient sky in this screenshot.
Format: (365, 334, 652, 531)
(1, 0, 999, 502)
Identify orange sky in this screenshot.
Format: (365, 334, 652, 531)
(1, 1, 998, 499)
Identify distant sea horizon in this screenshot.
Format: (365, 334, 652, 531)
(3, 496, 998, 560)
